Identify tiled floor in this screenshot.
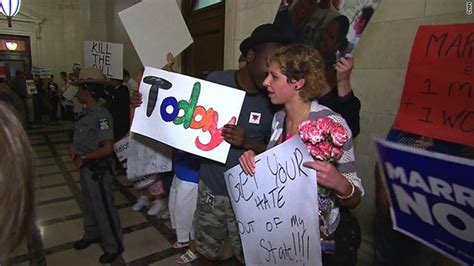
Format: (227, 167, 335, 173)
(6, 121, 189, 266)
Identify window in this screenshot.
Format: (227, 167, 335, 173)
(193, 0, 223, 11)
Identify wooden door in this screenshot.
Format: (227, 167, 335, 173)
(181, 0, 225, 79)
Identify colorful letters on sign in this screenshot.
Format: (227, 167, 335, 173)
(130, 67, 245, 163)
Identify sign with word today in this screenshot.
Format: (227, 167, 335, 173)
(84, 41, 123, 80)
(375, 138, 474, 265)
(131, 67, 245, 163)
(225, 136, 322, 265)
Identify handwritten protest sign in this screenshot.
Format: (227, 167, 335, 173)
(130, 67, 245, 163)
(224, 136, 321, 265)
(113, 136, 129, 169)
(84, 41, 123, 79)
(118, 0, 193, 69)
(126, 133, 172, 181)
(26, 80, 37, 95)
(39, 68, 50, 79)
(375, 138, 474, 265)
(393, 23, 474, 147)
(62, 85, 78, 101)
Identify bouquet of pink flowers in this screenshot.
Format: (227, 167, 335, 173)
(298, 117, 348, 237)
(298, 117, 348, 163)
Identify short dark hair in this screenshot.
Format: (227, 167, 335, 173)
(333, 16, 350, 44)
(60, 71, 67, 77)
(123, 69, 130, 78)
(360, 6, 375, 22)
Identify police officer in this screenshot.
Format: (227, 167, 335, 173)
(69, 68, 123, 264)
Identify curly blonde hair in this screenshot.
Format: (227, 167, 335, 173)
(269, 44, 326, 102)
(0, 102, 36, 260)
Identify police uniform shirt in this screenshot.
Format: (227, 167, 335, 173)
(73, 105, 114, 154)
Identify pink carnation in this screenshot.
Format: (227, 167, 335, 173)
(315, 117, 333, 135)
(298, 118, 348, 162)
(330, 123, 348, 147)
(330, 146, 343, 160)
(318, 142, 332, 159)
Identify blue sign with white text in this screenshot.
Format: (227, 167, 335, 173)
(375, 139, 474, 265)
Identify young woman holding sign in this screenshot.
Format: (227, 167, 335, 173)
(238, 43, 364, 265)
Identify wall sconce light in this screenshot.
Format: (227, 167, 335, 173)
(6, 41, 17, 50)
(1, 0, 22, 27)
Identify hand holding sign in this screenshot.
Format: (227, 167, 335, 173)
(131, 67, 245, 163)
(225, 136, 322, 265)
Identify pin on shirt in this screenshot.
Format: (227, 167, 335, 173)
(249, 112, 261, 124)
(98, 118, 111, 130)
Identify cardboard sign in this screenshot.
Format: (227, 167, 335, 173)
(375, 138, 474, 265)
(113, 136, 129, 163)
(31, 66, 41, 76)
(130, 67, 245, 163)
(118, 0, 193, 69)
(224, 136, 322, 265)
(84, 41, 123, 79)
(126, 133, 172, 181)
(26, 80, 37, 95)
(62, 85, 78, 101)
(39, 68, 50, 79)
(393, 23, 474, 147)
(274, 0, 380, 54)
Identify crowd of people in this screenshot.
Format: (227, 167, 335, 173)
(1, 1, 469, 265)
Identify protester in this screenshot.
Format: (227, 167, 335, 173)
(373, 128, 465, 266)
(239, 44, 363, 265)
(238, 54, 246, 70)
(69, 68, 123, 264)
(49, 75, 60, 121)
(38, 77, 51, 124)
(122, 69, 138, 99)
(130, 26, 289, 263)
(169, 151, 200, 264)
(108, 76, 130, 141)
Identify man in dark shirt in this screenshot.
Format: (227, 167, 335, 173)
(193, 24, 290, 264)
(108, 77, 130, 140)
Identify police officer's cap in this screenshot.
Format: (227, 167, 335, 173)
(71, 68, 112, 98)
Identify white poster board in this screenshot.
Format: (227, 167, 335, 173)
(84, 41, 123, 79)
(62, 85, 78, 101)
(131, 67, 245, 163)
(118, 0, 193, 69)
(113, 136, 130, 163)
(224, 136, 322, 265)
(126, 133, 173, 180)
(26, 80, 37, 95)
(39, 68, 50, 79)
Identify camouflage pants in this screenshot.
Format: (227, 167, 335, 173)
(193, 180, 244, 262)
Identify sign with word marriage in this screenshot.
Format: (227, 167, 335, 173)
(393, 23, 474, 147)
(131, 67, 245, 163)
(224, 136, 321, 265)
(375, 138, 474, 265)
(84, 41, 123, 79)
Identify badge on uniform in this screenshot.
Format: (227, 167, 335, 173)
(249, 112, 261, 124)
(98, 118, 111, 131)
